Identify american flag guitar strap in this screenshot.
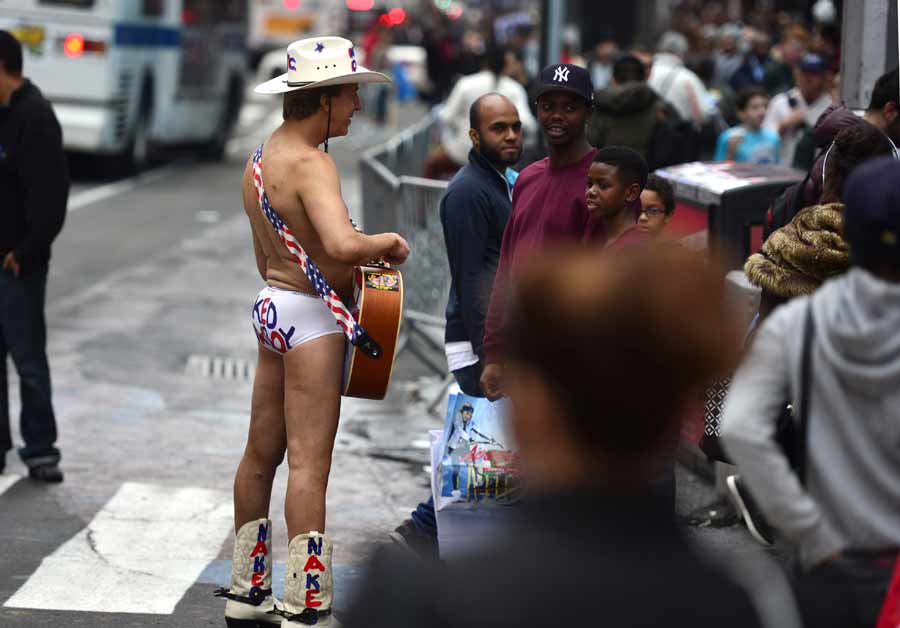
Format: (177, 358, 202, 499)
(251, 145, 382, 359)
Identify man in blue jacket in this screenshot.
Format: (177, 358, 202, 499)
(440, 92, 522, 395)
(390, 92, 523, 557)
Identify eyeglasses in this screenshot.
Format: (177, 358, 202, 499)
(641, 207, 666, 217)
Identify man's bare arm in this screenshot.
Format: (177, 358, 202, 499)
(297, 152, 408, 265)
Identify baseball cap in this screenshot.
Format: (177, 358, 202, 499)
(842, 155, 900, 269)
(534, 63, 594, 105)
(799, 53, 828, 73)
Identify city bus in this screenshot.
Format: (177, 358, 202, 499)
(0, 0, 248, 171)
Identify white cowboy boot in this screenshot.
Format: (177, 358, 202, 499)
(281, 531, 340, 627)
(215, 518, 282, 627)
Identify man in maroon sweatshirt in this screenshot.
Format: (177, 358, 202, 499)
(480, 63, 601, 399)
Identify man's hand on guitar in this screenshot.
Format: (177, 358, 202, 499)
(480, 363, 504, 401)
(384, 234, 410, 265)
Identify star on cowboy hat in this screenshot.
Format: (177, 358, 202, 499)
(255, 36, 391, 95)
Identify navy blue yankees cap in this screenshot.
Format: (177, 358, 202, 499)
(534, 63, 593, 105)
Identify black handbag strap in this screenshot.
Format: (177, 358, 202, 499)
(795, 304, 816, 484)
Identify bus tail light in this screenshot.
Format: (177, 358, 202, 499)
(62, 33, 107, 57)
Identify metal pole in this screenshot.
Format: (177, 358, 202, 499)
(542, 0, 563, 67)
(840, 0, 897, 109)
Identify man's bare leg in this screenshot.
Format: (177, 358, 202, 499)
(220, 345, 287, 625)
(282, 333, 344, 538)
(233, 345, 287, 531)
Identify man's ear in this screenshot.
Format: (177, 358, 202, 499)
(469, 128, 481, 151)
(885, 100, 899, 123)
(625, 183, 641, 204)
(319, 91, 332, 112)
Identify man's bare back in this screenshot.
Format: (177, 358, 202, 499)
(243, 130, 354, 300)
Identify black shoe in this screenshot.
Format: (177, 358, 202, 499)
(28, 463, 64, 483)
(726, 475, 774, 546)
(684, 497, 740, 528)
(389, 519, 438, 560)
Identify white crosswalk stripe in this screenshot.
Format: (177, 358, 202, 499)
(3, 482, 232, 614)
(0, 474, 20, 497)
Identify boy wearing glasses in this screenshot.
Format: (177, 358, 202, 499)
(638, 174, 676, 238)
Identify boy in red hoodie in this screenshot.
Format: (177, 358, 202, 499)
(586, 146, 650, 250)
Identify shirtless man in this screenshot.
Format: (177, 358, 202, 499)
(216, 37, 409, 628)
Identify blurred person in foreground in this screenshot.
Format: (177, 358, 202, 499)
(638, 174, 676, 239)
(479, 63, 601, 401)
(344, 246, 760, 628)
(0, 31, 68, 482)
(216, 37, 409, 627)
(721, 156, 900, 628)
(390, 93, 524, 559)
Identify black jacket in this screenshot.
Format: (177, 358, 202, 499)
(0, 80, 68, 274)
(344, 489, 763, 628)
(439, 149, 512, 359)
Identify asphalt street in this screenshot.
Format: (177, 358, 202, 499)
(1, 92, 797, 628)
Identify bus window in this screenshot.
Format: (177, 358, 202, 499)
(142, 0, 165, 17)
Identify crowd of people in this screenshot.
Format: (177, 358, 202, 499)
(371, 5, 900, 627)
(4, 2, 897, 625)
(417, 1, 875, 179)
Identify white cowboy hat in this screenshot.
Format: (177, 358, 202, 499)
(255, 36, 391, 95)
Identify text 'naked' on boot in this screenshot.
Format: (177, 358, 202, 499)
(280, 531, 339, 627)
(214, 518, 282, 628)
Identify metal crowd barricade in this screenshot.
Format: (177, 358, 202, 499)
(360, 112, 454, 407)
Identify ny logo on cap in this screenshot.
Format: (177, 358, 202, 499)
(553, 66, 570, 82)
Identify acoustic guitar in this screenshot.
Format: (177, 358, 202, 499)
(342, 265, 404, 400)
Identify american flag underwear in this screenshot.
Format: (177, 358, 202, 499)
(251, 145, 368, 347)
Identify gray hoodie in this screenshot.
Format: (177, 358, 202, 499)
(721, 268, 900, 569)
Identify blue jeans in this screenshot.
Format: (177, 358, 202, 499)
(0, 267, 60, 467)
(409, 363, 484, 535)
